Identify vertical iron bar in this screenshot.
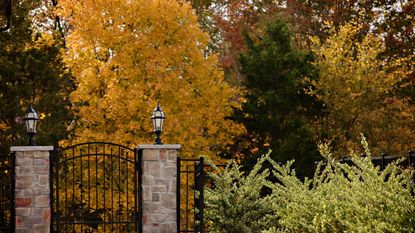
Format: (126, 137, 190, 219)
(11, 152, 15, 232)
(409, 151, 413, 168)
(49, 151, 54, 232)
(88, 144, 91, 218)
(96, 145, 99, 224)
(103, 144, 106, 232)
(65, 155, 68, 233)
(0, 157, 3, 228)
(72, 147, 75, 232)
(80, 148, 83, 232)
(193, 161, 196, 232)
(126, 150, 129, 232)
(118, 146, 121, 233)
(177, 157, 181, 233)
(133, 149, 138, 233)
(0, 156, 3, 229)
(381, 152, 385, 170)
(111, 147, 114, 231)
(0, 157, 2, 230)
(186, 163, 189, 231)
(1, 156, 3, 229)
(197, 157, 205, 233)
(138, 149, 143, 233)
(56, 149, 62, 233)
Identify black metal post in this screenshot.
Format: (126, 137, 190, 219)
(49, 150, 54, 232)
(138, 148, 143, 233)
(10, 152, 15, 232)
(194, 157, 205, 233)
(28, 132, 36, 146)
(177, 156, 181, 233)
(155, 131, 162, 145)
(381, 152, 386, 170)
(134, 148, 138, 233)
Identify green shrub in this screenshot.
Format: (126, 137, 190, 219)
(205, 140, 415, 233)
(204, 157, 274, 233)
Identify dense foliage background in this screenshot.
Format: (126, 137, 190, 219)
(1, 1, 414, 231)
(0, 0, 414, 164)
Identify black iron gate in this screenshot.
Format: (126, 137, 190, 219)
(178, 157, 223, 233)
(0, 152, 15, 233)
(178, 157, 205, 233)
(51, 142, 141, 233)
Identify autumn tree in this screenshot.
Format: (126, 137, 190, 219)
(202, 0, 415, 86)
(310, 23, 415, 156)
(230, 18, 321, 168)
(58, 0, 244, 159)
(0, 0, 73, 153)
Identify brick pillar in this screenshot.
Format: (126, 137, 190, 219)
(11, 146, 53, 233)
(138, 144, 181, 233)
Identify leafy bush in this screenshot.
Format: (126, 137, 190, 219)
(204, 158, 274, 233)
(205, 141, 415, 232)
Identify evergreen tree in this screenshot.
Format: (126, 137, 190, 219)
(230, 18, 321, 169)
(0, 0, 73, 153)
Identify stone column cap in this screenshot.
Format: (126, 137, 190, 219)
(137, 144, 181, 150)
(11, 146, 54, 152)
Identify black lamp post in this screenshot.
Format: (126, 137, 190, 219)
(151, 103, 165, 145)
(0, 0, 12, 32)
(23, 105, 39, 146)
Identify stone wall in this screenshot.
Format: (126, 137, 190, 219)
(11, 146, 53, 233)
(139, 144, 181, 233)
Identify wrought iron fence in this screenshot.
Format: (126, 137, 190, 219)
(178, 152, 415, 233)
(177, 157, 225, 233)
(50, 142, 141, 233)
(290, 151, 415, 181)
(0, 152, 15, 233)
(177, 157, 200, 233)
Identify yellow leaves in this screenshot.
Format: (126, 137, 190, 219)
(311, 22, 415, 156)
(39, 113, 47, 120)
(60, 0, 244, 158)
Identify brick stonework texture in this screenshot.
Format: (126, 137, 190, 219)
(140, 145, 180, 233)
(11, 146, 53, 233)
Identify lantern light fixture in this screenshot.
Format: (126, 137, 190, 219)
(151, 103, 165, 145)
(23, 105, 39, 146)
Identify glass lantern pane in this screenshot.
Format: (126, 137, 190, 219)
(26, 111, 37, 119)
(160, 118, 164, 131)
(33, 120, 37, 133)
(155, 118, 162, 131)
(27, 120, 35, 133)
(25, 120, 30, 132)
(152, 118, 157, 131)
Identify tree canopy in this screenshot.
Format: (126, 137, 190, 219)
(310, 23, 415, 156)
(59, 0, 244, 159)
(0, 0, 72, 153)
(231, 18, 321, 166)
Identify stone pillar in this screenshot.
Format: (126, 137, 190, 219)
(138, 144, 181, 233)
(11, 146, 53, 233)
